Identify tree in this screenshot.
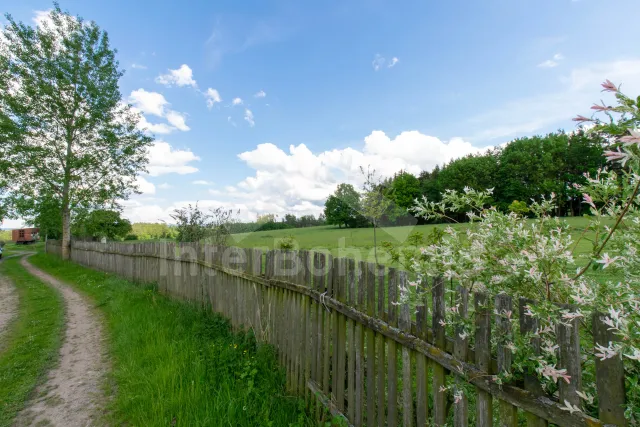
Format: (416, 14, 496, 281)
(73, 209, 131, 240)
(171, 203, 237, 245)
(360, 166, 392, 265)
(390, 171, 421, 210)
(257, 213, 277, 224)
(22, 194, 63, 240)
(324, 183, 364, 228)
(0, 6, 153, 259)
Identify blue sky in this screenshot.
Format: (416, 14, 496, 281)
(3, 0, 640, 226)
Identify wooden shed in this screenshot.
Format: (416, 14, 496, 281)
(12, 227, 40, 244)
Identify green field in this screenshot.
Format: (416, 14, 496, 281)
(230, 216, 605, 268)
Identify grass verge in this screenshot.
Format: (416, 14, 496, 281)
(29, 253, 315, 426)
(0, 257, 65, 427)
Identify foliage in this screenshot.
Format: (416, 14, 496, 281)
(276, 235, 296, 250)
(324, 183, 367, 229)
(0, 257, 64, 427)
(170, 203, 237, 245)
(360, 166, 394, 264)
(389, 171, 421, 210)
(29, 253, 314, 426)
(0, 230, 10, 241)
(0, 6, 153, 259)
(402, 81, 640, 422)
(72, 209, 132, 240)
(508, 200, 529, 215)
(123, 234, 138, 241)
(130, 222, 177, 240)
(19, 195, 63, 240)
(257, 214, 277, 224)
(0, 240, 5, 248)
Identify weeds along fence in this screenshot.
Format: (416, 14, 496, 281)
(45, 240, 627, 427)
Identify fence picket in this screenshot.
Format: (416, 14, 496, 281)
(416, 304, 429, 427)
(519, 298, 548, 427)
(355, 261, 366, 427)
(557, 304, 583, 410)
(593, 312, 626, 426)
(399, 271, 413, 427)
(432, 277, 447, 426)
(496, 294, 518, 427)
(348, 259, 356, 421)
(474, 292, 493, 427)
(454, 286, 469, 427)
(366, 262, 377, 427)
(387, 267, 399, 427)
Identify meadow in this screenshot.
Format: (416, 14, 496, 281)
(230, 216, 608, 270)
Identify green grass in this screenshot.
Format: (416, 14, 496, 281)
(0, 257, 65, 427)
(230, 217, 606, 264)
(28, 253, 315, 427)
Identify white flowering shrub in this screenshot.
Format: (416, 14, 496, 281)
(402, 81, 640, 422)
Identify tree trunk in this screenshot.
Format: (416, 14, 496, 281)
(61, 205, 71, 260)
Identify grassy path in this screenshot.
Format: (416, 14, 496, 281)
(0, 257, 65, 427)
(29, 252, 314, 426)
(15, 256, 109, 427)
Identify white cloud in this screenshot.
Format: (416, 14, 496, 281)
(121, 130, 485, 224)
(372, 54, 385, 71)
(32, 10, 53, 28)
(1, 218, 24, 229)
(538, 59, 559, 68)
(165, 111, 190, 131)
(134, 112, 176, 134)
(129, 89, 168, 117)
(131, 63, 147, 70)
(471, 58, 640, 141)
(146, 141, 200, 176)
(254, 90, 266, 98)
(372, 54, 399, 71)
(232, 97, 243, 106)
(155, 64, 197, 87)
(192, 180, 214, 185)
(135, 176, 156, 194)
(538, 53, 564, 68)
(244, 109, 255, 127)
(158, 183, 173, 189)
(205, 88, 222, 108)
(128, 89, 190, 134)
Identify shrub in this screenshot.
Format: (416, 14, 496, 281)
(124, 234, 138, 241)
(276, 235, 296, 250)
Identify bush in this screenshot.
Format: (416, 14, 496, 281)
(276, 235, 296, 250)
(0, 240, 5, 248)
(124, 234, 138, 241)
(508, 200, 530, 215)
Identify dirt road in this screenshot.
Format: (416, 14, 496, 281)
(15, 256, 109, 427)
(0, 274, 18, 348)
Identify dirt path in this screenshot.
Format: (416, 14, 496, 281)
(0, 274, 18, 347)
(16, 256, 109, 427)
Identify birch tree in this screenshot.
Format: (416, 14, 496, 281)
(0, 5, 152, 259)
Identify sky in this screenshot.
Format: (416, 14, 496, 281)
(3, 0, 640, 228)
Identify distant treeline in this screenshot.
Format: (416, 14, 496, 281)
(228, 213, 327, 234)
(323, 130, 606, 228)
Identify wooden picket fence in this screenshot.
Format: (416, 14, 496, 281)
(45, 240, 628, 427)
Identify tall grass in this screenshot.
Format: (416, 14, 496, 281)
(29, 253, 315, 426)
(0, 257, 64, 427)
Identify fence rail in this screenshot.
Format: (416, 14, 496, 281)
(45, 240, 627, 427)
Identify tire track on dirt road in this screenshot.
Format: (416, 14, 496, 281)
(0, 274, 18, 349)
(15, 255, 109, 427)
